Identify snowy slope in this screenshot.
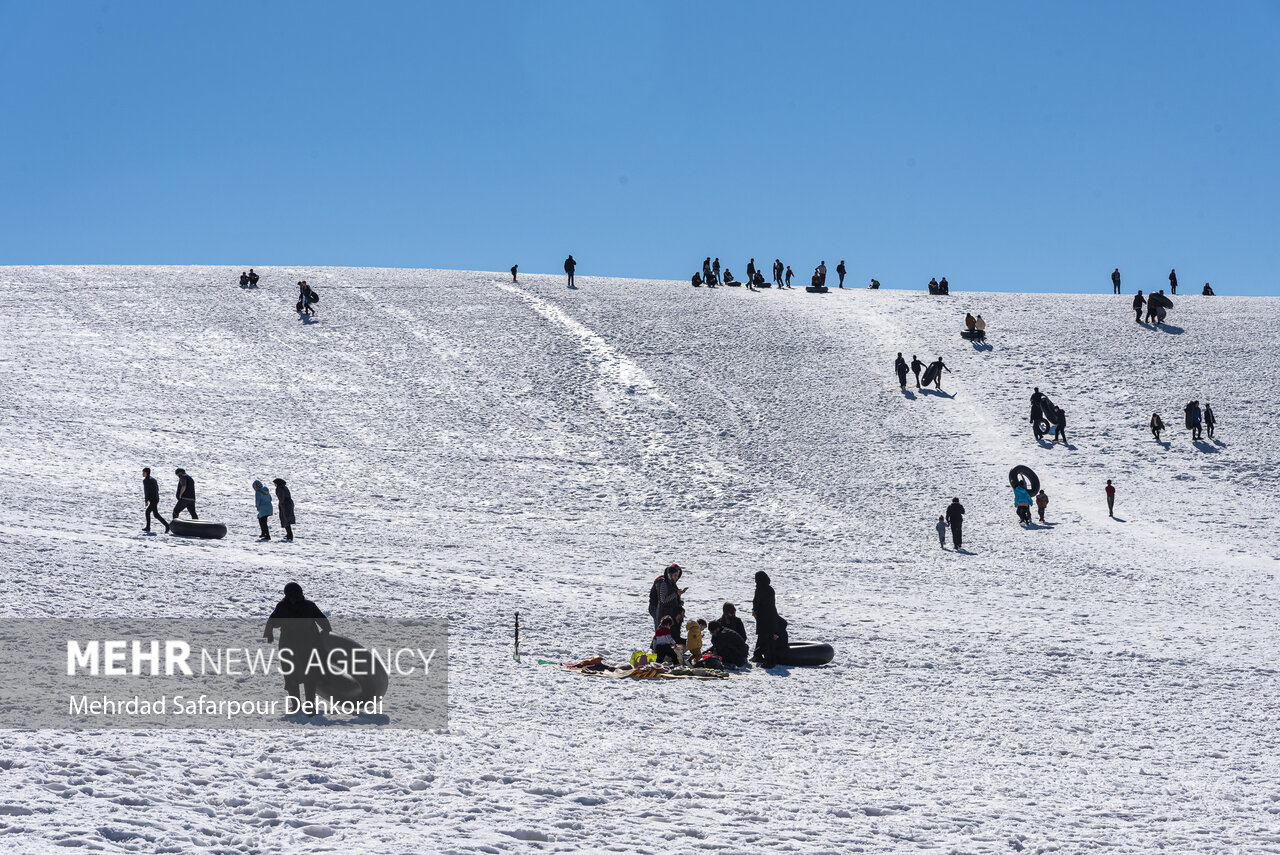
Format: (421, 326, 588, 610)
(0, 266, 1277, 853)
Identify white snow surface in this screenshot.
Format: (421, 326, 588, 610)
(0, 266, 1278, 853)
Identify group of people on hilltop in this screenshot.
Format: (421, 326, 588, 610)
(927, 277, 951, 295)
(1113, 267, 1216, 297)
(140, 467, 296, 540)
(691, 258, 876, 291)
(238, 269, 260, 288)
(647, 564, 787, 670)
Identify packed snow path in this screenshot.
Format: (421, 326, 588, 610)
(0, 266, 1277, 853)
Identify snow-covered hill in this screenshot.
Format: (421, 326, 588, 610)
(0, 266, 1277, 853)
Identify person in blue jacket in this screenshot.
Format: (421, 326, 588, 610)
(254, 480, 274, 541)
(1014, 483, 1033, 525)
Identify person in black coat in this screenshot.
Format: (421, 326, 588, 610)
(1030, 388, 1046, 439)
(752, 571, 782, 668)
(142, 467, 170, 533)
(1169, 268, 1178, 295)
(564, 255, 576, 288)
(239, 271, 249, 287)
(173, 468, 198, 519)
(656, 563, 686, 628)
(836, 260, 846, 288)
(510, 264, 518, 283)
(720, 602, 747, 640)
(910, 355, 924, 388)
(895, 353, 909, 389)
(945, 497, 965, 549)
(708, 620, 749, 667)
(263, 582, 331, 707)
(1132, 291, 1145, 323)
(773, 259, 783, 286)
(273, 478, 295, 541)
(248, 269, 259, 287)
(1112, 268, 1122, 294)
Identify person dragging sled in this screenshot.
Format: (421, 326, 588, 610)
(253, 480, 274, 541)
(273, 478, 295, 541)
(895, 353, 909, 389)
(1014, 482, 1033, 526)
(142, 467, 170, 533)
(1185, 400, 1203, 440)
(173, 468, 198, 519)
(911, 355, 924, 388)
(1030, 388, 1046, 439)
(262, 582, 331, 710)
(945, 498, 964, 549)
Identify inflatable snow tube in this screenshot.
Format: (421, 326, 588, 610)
(169, 519, 227, 539)
(1152, 304, 1167, 321)
(779, 641, 834, 667)
(1149, 292, 1173, 310)
(1008, 465, 1040, 495)
(921, 362, 941, 386)
(805, 285, 829, 293)
(960, 329, 985, 340)
(315, 634, 389, 703)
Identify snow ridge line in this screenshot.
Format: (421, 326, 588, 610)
(493, 281, 670, 410)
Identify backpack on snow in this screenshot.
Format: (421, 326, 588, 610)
(648, 575, 663, 611)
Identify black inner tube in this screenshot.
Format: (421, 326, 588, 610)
(1008, 465, 1040, 494)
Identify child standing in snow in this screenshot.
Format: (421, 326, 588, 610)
(652, 616, 679, 665)
(1036, 490, 1049, 522)
(936, 515, 947, 549)
(685, 619, 706, 661)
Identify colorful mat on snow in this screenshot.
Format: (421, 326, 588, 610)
(555, 656, 731, 680)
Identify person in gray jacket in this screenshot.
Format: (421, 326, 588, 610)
(254, 480, 274, 540)
(273, 478, 295, 541)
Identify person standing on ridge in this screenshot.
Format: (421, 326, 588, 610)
(773, 259, 783, 287)
(173, 468, 198, 520)
(253, 480, 274, 541)
(1169, 268, 1178, 295)
(1105, 480, 1116, 517)
(1112, 268, 1122, 294)
(1204, 403, 1216, 439)
(746, 259, 756, 283)
(703, 257, 713, 285)
(564, 255, 576, 288)
(712, 258, 721, 285)
(273, 478, 295, 541)
(945, 498, 965, 549)
(248, 269, 259, 287)
(895, 353, 909, 389)
(784, 265, 794, 288)
(817, 260, 827, 287)
(510, 264, 518, 282)
(1035, 489, 1049, 523)
(911, 355, 924, 388)
(1132, 290, 1145, 323)
(836, 260, 846, 288)
(142, 467, 170, 533)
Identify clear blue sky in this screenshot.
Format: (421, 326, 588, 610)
(2, 2, 1277, 294)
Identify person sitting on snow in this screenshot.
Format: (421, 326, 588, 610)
(652, 616, 679, 665)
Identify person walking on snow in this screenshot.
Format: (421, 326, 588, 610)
(773, 259, 783, 287)
(928, 357, 951, 390)
(895, 353, 909, 389)
(1169, 268, 1178, 295)
(273, 478, 295, 541)
(1014, 483, 1033, 525)
(564, 255, 576, 288)
(752, 571, 783, 668)
(945, 498, 965, 549)
(817, 261, 827, 287)
(1185, 400, 1202, 440)
(936, 515, 947, 549)
(836, 260, 846, 288)
(784, 265, 794, 288)
(510, 264, 518, 282)
(1132, 290, 1145, 323)
(1105, 480, 1116, 517)
(1112, 268, 1122, 294)
(1052, 406, 1068, 444)
(1030, 388, 1046, 439)
(173, 468, 198, 519)
(746, 259, 756, 283)
(254, 480, 274, 540)
(1204, 403, 1215, 439)
(911, 355, 925, 388)
(142, 467, 169, 533)
(1150, 413, 1165, 442)
(1035, 489, 1049, 523)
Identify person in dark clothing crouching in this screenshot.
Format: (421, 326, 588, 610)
(263, 583, 331, 711)
(707, 620, 749, 667)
